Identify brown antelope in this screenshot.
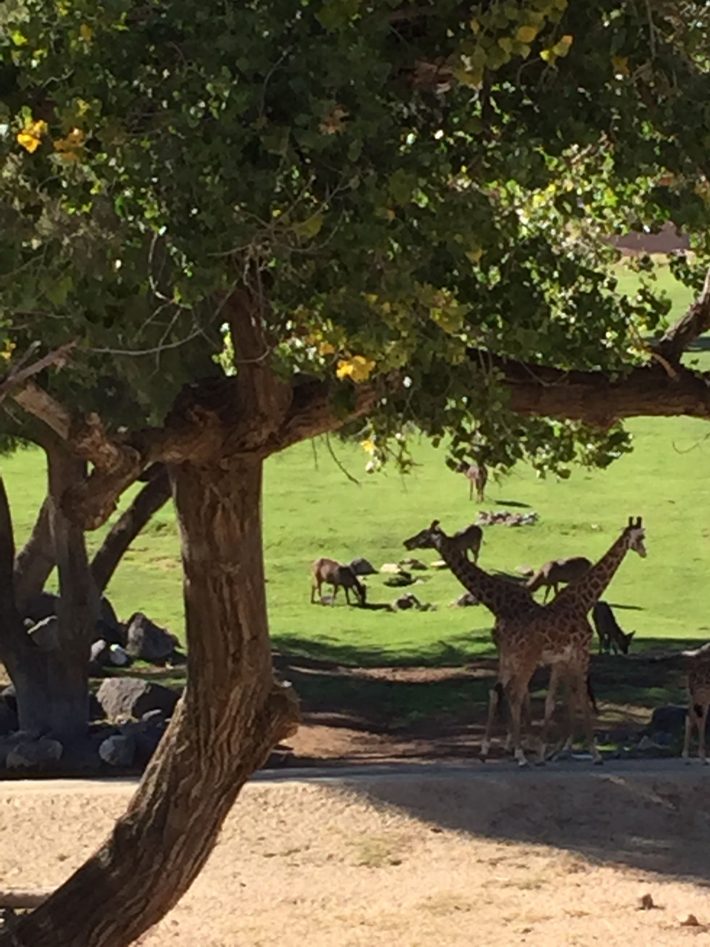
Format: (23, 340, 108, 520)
(310, 558, 367, 606)
(592, 601, 635, 655)
(526, 556, 592, 603)
(404, 519, 483, 564)
(457, 462, 488, 502)
(682, 643, 710, 764)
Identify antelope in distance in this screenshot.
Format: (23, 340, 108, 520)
(310, 558, 367, 606)
(404, 519, 483, 564)
(592, 601, 635, 655)
(682, 642, 710, 763)
(526, 556, 592, 603)
(457, 461, 488, 502)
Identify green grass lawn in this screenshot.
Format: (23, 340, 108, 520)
(2, 262, 708, 670)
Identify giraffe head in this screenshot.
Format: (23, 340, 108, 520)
(403, 519, 445, 551)
(625, 516, 647, 557)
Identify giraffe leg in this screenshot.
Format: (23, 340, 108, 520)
(508, 680, 530, 767)
(576, 670, 602, 764)
(699, 703, 708, 764)
(480, 683, 501, 761)
(682, 704, 695, 763)
(538, 666, 563, 764)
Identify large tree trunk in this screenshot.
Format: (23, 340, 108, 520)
(3, 456, 299, 947)
(1, 447, 98, 743)
(90, 466, 170, 593)
(13, 499, 54, 613)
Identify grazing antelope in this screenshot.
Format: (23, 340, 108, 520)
(682, 643, 710, 764)
(457, 462, 488, 502)
(592, 601, 635, 655)
(310, 558, 367, 606)
(526, 556, 592, 603)
(404, 519, 483, 564)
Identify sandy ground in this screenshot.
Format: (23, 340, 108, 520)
(3, 763, 710, 946)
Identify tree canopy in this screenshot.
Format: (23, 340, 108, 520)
(1, 0, 709, 495)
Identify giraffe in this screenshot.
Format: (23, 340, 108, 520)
(681, 643, 710, 764)
(403, 516, 647, 766)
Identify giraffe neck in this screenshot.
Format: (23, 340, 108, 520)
(557, 531, 632, 613)
(436, 537, 532, 618)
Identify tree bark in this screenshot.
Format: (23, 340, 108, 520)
(13, 499, 54, 613)
(1, 447, 99, 743)
(90, 467, 171, 594)
(3, 456, 299, 947)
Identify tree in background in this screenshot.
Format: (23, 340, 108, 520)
(0, 1, 710, 943)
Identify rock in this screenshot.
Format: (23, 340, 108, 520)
(0, 697, 18, 736)
(679, 914, 701, 927)
(120, 713, 168, 764)
(27, 615, 60, 652)
(89, 639, 112, 671)
(383, 572, 414, 588)
(1, 684, 16, 712)
(96, 596, 125, 646)
(349, 557, 378, 576)
(399, 558, 428, 571)
(379, 562, 404, 574)
(649, 705, 687, 733)
(393, 594, 421, 611)
(109, 644, 132, 667)
(24, 591, 58, 624)
(650, 730, 673, 747)
(89, 694, 103, 721)
(6, 736, 63, 770)
(97, 677, 180, 721)
(638, 893, 656, 911)
(125, 612, 179, 664)
(98, 733, 136, 767)
(453, 592, 479, 607)
(430, 560, 448, 570)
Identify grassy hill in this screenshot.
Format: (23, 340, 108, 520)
(3, 262, 708, 667)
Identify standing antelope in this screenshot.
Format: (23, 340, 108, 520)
(682, 643, 710, 764)
(526, 556, 592, 603)
(310, 558, 367, 606)
(592, 601, 635, 655)
(404, 519, 483, 564)
(457, 462, 488, 502)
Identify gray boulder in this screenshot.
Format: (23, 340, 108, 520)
(125, 612, 179, 664)
(453, 592, 479, 607)
(383, 571, 414, 588)
(349, 557, 378, 576)
(97, 677, 179, 721)
(1, 684, 16, 712)
(0, 698, 18, 736)
(649, 704, 687, 733)
(121, 712, 168, 764)
(6, 737, 63, 770)
(27, 615, 60, 652)
(98, 733, 136, 768)
(89, 639, 112, 671)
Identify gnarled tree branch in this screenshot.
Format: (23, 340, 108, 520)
(651, 266, 710, 363)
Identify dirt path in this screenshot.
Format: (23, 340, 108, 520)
(3, 764, 710, 946)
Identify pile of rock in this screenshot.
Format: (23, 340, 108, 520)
(0, 676, 180, 773)
(475, 510, 539, 527)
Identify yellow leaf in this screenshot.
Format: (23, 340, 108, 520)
(611, 54, 629, 77)
(469, 18, 480, 34)
(553, 34, 573, 56)
(16, 119, 48, 153)
(540, 48, 556, 64)
(466, 247, 483, 264)
(360, 438, 376, 455)
(516, 25, 539, 43)
(79, 23, 93, 41)
(318, 341, 335, 356)
(336, 355, 376, 383)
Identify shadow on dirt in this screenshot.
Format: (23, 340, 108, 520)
(346, 767, 710, 884)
